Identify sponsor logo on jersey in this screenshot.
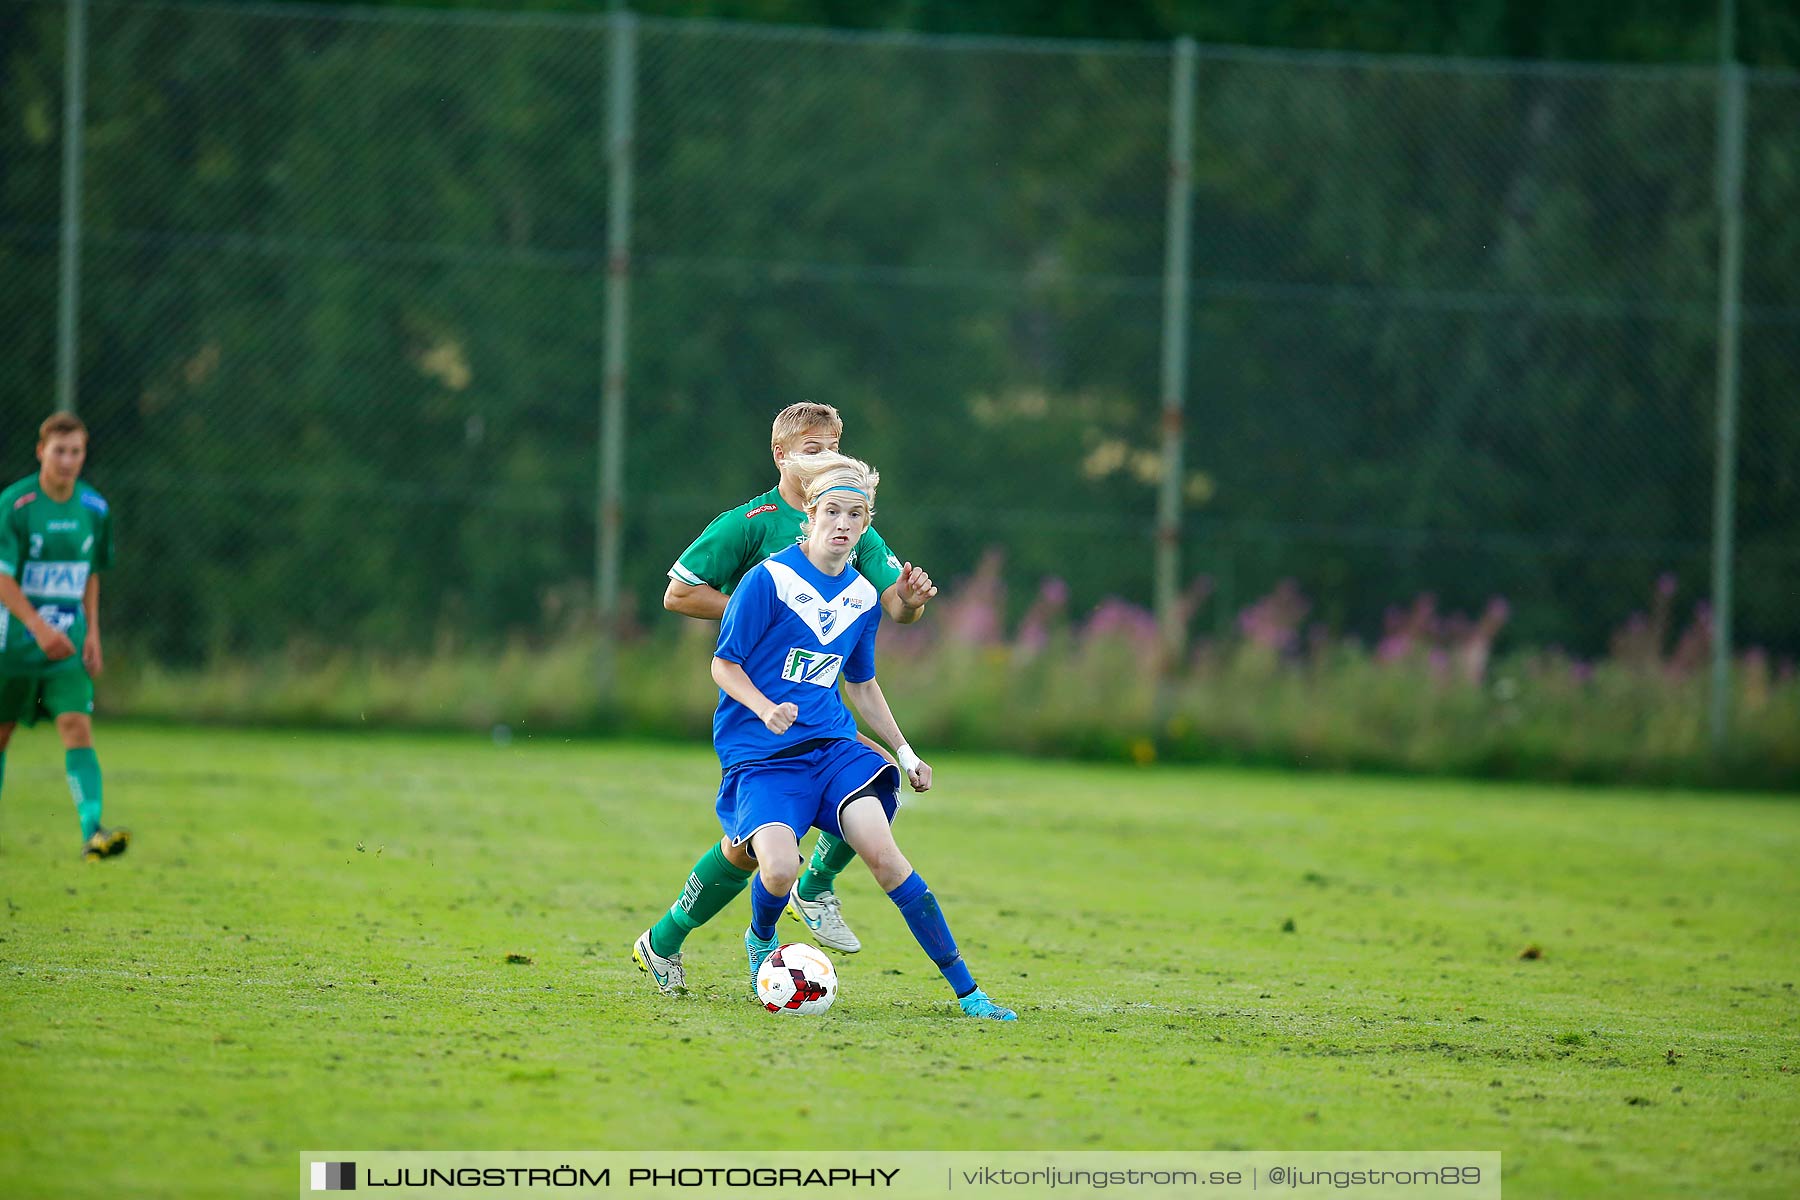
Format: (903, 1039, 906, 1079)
(781, 648, 845, 688)
(80, 491, 108, 514)
(745, 504, 779, 519)
(844, 596, 864, 610)
(886, 553, 900, 571)
(20, 560, 89, 600)
(795, 592, 813, 604)
(46, 519, 78, 532)
(36, 604, 76, 634)
(12, 492, 36, 510)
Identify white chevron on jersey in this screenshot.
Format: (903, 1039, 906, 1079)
(761, 559, 879, 647)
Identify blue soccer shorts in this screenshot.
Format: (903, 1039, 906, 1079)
(716, 737, 900, 856)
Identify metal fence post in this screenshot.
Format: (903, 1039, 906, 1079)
(1156, 36, 1197, 659)
(54, 0, 89, 415)
(598, 7, 638, 638)
(1708, 0, 1745, 750)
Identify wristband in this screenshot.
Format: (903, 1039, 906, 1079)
(895, 742, 922, 774)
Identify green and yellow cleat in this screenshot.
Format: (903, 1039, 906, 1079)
(81, 827, 130, 862)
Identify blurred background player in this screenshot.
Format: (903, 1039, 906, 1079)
(0, 414, 126, 861)
(707, 451, 1014, 1019)
(635, 403, 937, 991)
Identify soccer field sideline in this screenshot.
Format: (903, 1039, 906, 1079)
(1, 725, 1796, 1200)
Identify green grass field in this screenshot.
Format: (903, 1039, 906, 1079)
(1, 725, 1795, 1198)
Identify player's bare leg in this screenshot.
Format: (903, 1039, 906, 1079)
(787, 734, 891, 952)
(840, 796, 1015, 1021)
(744, 825, 800, 998)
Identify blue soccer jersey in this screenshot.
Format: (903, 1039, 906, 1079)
(713, 543, 881, 768)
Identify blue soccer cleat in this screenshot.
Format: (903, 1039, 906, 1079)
(744, 927, 779, 1001)
(958, 989, 1018, 1021)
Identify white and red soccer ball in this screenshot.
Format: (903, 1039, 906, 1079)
(755, 943, 838, 1015)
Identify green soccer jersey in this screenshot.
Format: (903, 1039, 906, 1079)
(0, 473, 113, 672)
(668, 484, 903, 599)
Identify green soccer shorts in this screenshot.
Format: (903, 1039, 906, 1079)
(0, 662, 94, 727)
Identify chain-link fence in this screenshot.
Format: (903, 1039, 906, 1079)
(1, 0, 1795, 671)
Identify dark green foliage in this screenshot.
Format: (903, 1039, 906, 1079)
(1, 0, 1796, 665)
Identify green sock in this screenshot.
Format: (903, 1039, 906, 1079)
(648, 843, 751, 957)
(797, 831, 859, 901)
(66, 747, 103, 841)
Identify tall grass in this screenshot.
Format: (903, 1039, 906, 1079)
(108, 566, 1798, 789)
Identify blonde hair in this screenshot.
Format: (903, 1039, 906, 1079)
(787, 451, 879, 531)
(770, 402, 843, 452)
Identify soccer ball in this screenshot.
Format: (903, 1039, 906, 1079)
(755, 943, 838, 1015)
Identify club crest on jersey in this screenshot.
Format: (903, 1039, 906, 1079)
(761, 558, 879, 646)
(781, 648, 844, 688)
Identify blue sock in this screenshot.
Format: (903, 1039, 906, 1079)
(888, 871, 976, 997)
(749, 874, 785, 942)
(0, 750, 6, 800)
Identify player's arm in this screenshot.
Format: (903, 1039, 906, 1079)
(711, 656, 796, 735)
(0, 575, 49, 642)
(82, 497, 111, 674)
(0, 561, 74, 662)
(664, 508, 754, 621)
(880, 563, 937, 625)
(82, 571, 102, 676)
(711, 568, 790, 731)
(664, 578, 728, 620)
(841, 676, 930, 792)
(858, 526, 935, 625)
